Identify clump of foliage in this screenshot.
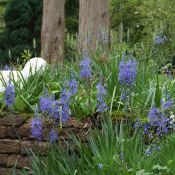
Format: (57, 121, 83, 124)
(1, 0, 175, 65)
(20, 119, 175, 175)
(1, 40, 175, 119)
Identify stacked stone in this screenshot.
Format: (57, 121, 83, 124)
(0, 115, 86, 175)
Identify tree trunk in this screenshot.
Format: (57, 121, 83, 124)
(41, 0, 65, 64)
(79, 0, 110, 53)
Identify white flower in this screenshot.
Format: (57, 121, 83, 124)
(170, 114, 175, 121)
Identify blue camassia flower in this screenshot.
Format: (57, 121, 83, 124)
(39, 96, 59, 119)
(60, 88, 71, 122)
(133, 117, 142, 128)
(39, 81, 78, 122)
(96, 83, 108, 112)
(146, 107, 169, 137)
(162, 100, 174, 111)
(148, 107, 159, 125)
(4, 82, 15, 108)
(4, 65, 10, 70)
(120, 91, 128, 101)
(31, 117, 42, 141)
(68, 79, 78, 96)
(39, 96, 52, 112)
(119, 58, 137, 87)
(79, 57, 92, 78)
(154, 35, 167, 45)
(49, 129, 58, 143)
(156, 114, 169, 136)
(60, 79, 78, 122)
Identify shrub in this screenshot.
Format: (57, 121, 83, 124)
(0, 0, 42, 65)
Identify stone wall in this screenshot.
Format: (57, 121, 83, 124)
(0, 114, 86, 175)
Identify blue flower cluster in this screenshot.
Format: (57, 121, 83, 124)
(144, 144, 161, 156)
(4, 82, 15, 108)
(60, 88, 71, 122)
(134, 99, 174, 139)
(80, 57, 92, 78)
(68, 79, 78, 96)
(133, 117, 142, 128)
(148, 107, 160, 125)
(49, 129, 59, 143)
(118, 58, 137, 87)
(162, 100, 174, 111)
(96, 83, 108, 112)
(31, 78, 78, 142)
(4, 65, 10, 71)
(154, 35, 167, 45)
(39, 95, 59, 119)
(147, 107, 169, 137)
(31, 106, 59, 142)
(79, 55, 109, 113)
(31, 117, 42, 141)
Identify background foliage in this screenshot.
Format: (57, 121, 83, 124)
(0, 0, 42, 65)
(0, 0, 175, 65)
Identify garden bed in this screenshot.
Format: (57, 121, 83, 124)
(0, 114, 87, 175)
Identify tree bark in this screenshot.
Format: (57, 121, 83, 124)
(41, 0, 65, 64)
(79, 0, 110, 53)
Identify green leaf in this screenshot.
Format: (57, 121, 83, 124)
(14, 96, 27, 112)
(167, 159, 173, 165)
(155, 76, 161, 107)
(80, 101, 90, 115)
(80, 99, 97, 115)
(153, 164, 168, 171)
(136, 169, 153, 175)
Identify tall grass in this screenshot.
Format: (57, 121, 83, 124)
(19, 118, 175, 175)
